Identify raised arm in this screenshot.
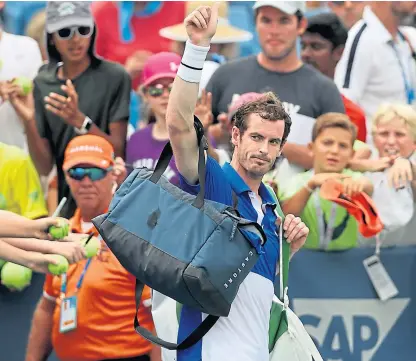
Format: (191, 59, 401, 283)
(166, 3, 219, 184)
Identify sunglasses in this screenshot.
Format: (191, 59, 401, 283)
(67, 167, 112, 182)
(146, 83, 173, 97)
(56, 26, 93, 40)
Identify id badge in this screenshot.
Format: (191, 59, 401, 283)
(363, 255, 398, 302)
(59, 296, 78, 333)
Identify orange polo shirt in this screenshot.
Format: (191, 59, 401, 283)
(43, 209, 154, 361)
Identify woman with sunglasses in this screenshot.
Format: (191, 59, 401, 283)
(126, 52, 182, 185)
(126, 52, 216, 185)
(26, 135, 159, 361)
(12, 1, 131, 220)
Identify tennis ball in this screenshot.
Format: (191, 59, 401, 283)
(1, 262, 32, 291)
(49, 219, 69, 240)
(0, 259, 6, 269)
(48, 255, 69, 275)
(13, 76, 33, 96)
(81, 236, 101, 258)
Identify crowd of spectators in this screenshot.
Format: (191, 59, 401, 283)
(0, 1, 415, 361)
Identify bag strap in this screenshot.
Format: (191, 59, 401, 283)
(134, 280, 219, 350)
(264, 184, 289, 301)
(149, 116, 208, 210)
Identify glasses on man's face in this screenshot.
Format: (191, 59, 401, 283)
(146, 83, 173, 98)
(67, 167, 112, 182)
(56, 26, 93, 40)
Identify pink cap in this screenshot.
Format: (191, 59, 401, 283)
(228, 92, 264, 119)
(140, 52, 181, 88)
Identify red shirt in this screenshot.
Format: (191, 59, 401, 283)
(92, 1, 185, 89)
(342, 94, 367, 142)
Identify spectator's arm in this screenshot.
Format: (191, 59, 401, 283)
(25, 297, 55, 361)
(2, 237, 59, 254)
(358, 175, 374, 196)
(281, 143, 313, 169)
(84, 121, 128, 158)
(334, 35, 372, 103)
(27, 83, 55, 176)
(348, 141, 373, 170)
(281, 185, 312, 217)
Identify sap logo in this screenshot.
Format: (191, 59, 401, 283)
(292, 298, 410, 361)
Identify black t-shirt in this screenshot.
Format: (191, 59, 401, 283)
(33, 60, 131, 218)
(205, 55, 345, 119)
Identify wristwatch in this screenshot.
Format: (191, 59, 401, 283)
(74, 116, 93, 135)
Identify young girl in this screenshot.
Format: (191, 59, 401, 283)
(127, 52, 217, 185)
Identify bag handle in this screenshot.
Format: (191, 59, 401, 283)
(264, 184, 289, 301)
(134, 280, 219, 350)
(149, 116, 208, 210)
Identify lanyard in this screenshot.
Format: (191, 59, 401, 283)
(391, 39, 415, 105)
(313, 191, 337, 249)
(60, 258, 92, 298)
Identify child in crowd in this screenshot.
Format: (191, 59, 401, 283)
(278, 113, 374, 250)
(126, 52, 217, 184)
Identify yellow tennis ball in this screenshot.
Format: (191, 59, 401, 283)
(48, 255, 69, 275)
(1, 262, 32, 291)
(81, 236, 101, 258)
(49, 219, 69, 240)
(12, 76, 33, 96)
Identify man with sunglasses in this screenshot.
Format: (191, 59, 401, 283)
(25, 134, 159, 361)
(12, 1, 131, 219)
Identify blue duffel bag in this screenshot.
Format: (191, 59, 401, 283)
(92, 120, 267, 350)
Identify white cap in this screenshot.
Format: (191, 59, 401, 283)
(253, 1, 306, 15)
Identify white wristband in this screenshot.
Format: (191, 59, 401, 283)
(177, 40, 210, 83)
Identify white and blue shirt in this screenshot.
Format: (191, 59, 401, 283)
(177, 157, 280, 361)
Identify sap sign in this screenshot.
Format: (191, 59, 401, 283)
(283, 248, 416, 361)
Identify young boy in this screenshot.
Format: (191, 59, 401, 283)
(279, 113, 374, 250)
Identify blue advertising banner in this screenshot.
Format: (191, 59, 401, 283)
(0, 274, 59, 361)
(1, 247, 415, 361)
(287, 247, 416, 361)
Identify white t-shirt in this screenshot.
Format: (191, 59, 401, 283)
(0, 31, 43, 151)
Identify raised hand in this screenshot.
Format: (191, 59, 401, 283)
(45, 79, 85, 128)
(113, 157, 127, 186)
(184, 2, 220, 46)
(342, 177, 368, 197)
(194, 89, 213, 130)
(388, 157, 413, 189)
